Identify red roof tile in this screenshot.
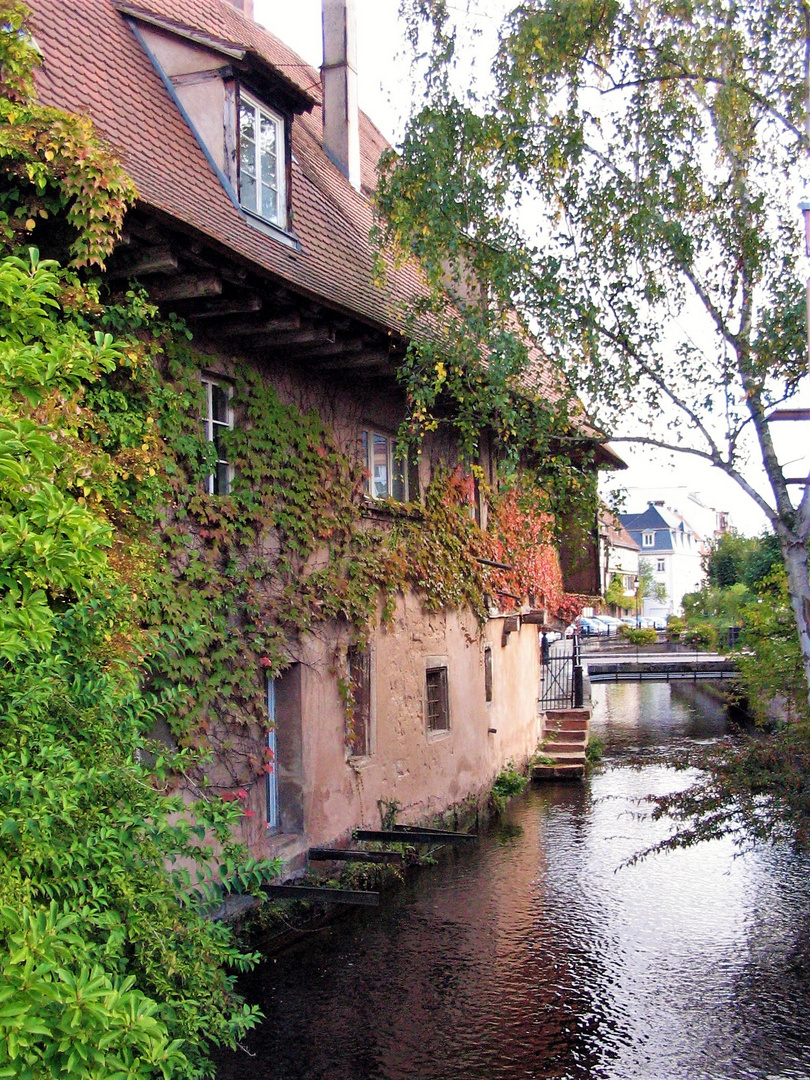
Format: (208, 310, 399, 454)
(29, 0, 417, 329)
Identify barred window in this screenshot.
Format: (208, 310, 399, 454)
(347, 646, 372, 757)
(426, 666, 449, 733)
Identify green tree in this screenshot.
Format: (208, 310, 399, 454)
(704, 532, 781, 590)
(0, 10, 280, 1075)
(0, 249, 279, 1080)
(605, 572, 628, 610)
(379, 0, 810, 707)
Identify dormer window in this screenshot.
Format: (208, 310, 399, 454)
(239, 92, 286, 228)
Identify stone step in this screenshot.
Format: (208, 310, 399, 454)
(546, 751, 591, 768)
(545, 709, 590, 722)
(532, 762, 585, 781)
(544, 740, 586, 753)
(545, 718, 589, 732)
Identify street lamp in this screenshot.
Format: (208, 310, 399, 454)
(633, 574, 640, 627)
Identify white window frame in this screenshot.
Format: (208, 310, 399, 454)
(656, 558, 665, 573)
(642, 531, 655, 547)
(238, 91, 286, 228)
(201, 375, 233, 495)
(361, 428, 408, 502)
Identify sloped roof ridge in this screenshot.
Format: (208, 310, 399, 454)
(114, 2, 247, 56)
(120, 0, 326, 103)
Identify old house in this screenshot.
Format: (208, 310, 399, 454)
(600, 515, 640, 617)
(621, 501, 704, 619)
(27, 0, 616, 875)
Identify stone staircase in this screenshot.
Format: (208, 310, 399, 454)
(532, 708, 589, 781)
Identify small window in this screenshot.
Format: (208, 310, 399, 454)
(642, 531, 655, 547)
(347, 646, 372, 757)
(361, 428, 408, 501)
(426, 666, 449, 733)
(201, 376, 233, 495)
(484, 646, 493, 703)
(266, 678, 279, 831)
(656, 559, 665, 573)
(239, 92, 286, 227)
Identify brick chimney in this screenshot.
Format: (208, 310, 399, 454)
(225, 0, 253, 18)
(321, 0, 361, 190)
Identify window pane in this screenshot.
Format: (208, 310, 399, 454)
(372, 434, 388, 498)
(214, 459, 230, 496)
(211, 383, 229, 424)
(261, 181, 278, 223)
(426, 667, 449, 732)
(259, 114, 277, 177)
(347, 646, 371, 757)
(240, 101, 255, 144)
(391, 441, 407, 502)
(212, 421, 228, 460)
(239, 102, 257, 211)
(361, 430, 369, 493)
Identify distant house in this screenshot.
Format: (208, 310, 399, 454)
(600, 515, 639, 616)
(620, 501, 704, 618)
(27, 0, 619, 873)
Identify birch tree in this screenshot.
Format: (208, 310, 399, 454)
(378, 0, 810, 706)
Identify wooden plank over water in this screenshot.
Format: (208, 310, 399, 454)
(263, 884, 379, 906)
(308, 847, 404, 865)
(354, 828, 477, 845)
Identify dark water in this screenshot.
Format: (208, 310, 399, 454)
(214, 683, 810, 1080)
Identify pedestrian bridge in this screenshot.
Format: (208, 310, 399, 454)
(585, 654, 739, 683)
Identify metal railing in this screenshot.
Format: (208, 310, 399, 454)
(540, 635, 583, 709)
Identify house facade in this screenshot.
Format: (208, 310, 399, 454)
(27, 0, 614, 874)
(620, 501, 704, 619)
(600, 516, 640, 616)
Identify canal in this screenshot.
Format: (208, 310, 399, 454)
(214, 682, 810, 1080)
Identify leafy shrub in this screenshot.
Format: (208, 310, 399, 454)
(624, 627, 657, 646)
(490, 763, 528, 814)
(666, 616, 686, 642)
(0, 251, 279, 1079)
(685, 623, 717, 650)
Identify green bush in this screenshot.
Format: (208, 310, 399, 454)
(490, 763, 528, 814)
(0, 251, 279, 1079)
(685, 623, 717, 650)
(624, 627, 657, 646)
(666, 616, 686, 642)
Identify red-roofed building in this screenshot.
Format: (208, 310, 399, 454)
(25, 0, 617, 872)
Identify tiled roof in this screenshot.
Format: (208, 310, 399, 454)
(26, 0, 618, 442)
(601, 516, 639, 551)
(29, 0, 415, 329)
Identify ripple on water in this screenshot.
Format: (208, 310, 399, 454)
(213, 683, 810, 1080)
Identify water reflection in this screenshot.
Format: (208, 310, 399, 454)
(214, 683, 810, 1080)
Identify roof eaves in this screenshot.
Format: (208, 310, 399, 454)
(114, 3, 247, 58)
(114, 2, 316, 113)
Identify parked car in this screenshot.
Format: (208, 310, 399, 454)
(579, 617, 609, 637)
(595, 615, 623, 634)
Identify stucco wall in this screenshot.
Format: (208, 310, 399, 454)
(237, 596, 543, 870)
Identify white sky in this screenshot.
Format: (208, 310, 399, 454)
(253, 0, 807, 539)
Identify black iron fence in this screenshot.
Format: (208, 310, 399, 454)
(540, 636, 583, 709)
